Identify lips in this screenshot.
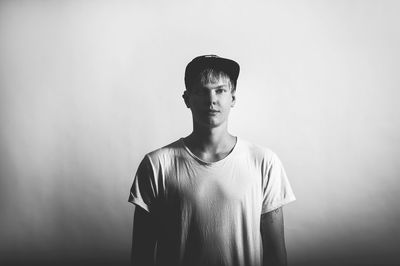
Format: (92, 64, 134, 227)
(205, 109, 219, 115)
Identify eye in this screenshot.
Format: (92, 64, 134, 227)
(216, 89, 225, 94)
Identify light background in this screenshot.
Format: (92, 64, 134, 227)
(1, 0, 399, 265)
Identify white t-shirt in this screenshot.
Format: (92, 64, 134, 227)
(128, 137, 295, 266)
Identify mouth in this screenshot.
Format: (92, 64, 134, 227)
(204, 110, 219, 116)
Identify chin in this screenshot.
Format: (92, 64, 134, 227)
(199, 120, 222, 128)
(193, 115, 225, 128)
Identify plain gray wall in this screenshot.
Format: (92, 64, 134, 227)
(1, 0, 399, 265)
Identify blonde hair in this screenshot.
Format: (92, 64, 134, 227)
(186, 68, 236, 92)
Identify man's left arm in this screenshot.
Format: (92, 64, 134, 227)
(260, 207, 287, 266)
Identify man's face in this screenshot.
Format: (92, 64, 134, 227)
(185, 76, 236, 128)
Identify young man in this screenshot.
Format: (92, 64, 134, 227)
(128, 55, 296, 266)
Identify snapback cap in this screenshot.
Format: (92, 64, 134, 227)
(184, 55, 240, 89)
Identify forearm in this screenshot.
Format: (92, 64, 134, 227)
(261, 207, 287, 266)
(262, 237, 287, 266)
(131, 237, 156, 266)
(131, 207, 157, 266)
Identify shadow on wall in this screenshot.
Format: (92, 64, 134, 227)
(1, 254, 400, 266)
(292, 255, 400, 266)
(0, 246, 130, 266)
(0, 248, 400, 266)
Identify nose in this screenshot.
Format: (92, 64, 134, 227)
(205, 90, 217, 106)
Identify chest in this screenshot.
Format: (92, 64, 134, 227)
(160, 159, 263, 213)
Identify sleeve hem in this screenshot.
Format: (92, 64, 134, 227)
(261, 196, 296, 214)
(128, 197, 151, 213)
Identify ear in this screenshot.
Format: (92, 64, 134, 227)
(231, 92, 236, 107)
(182, 91, 190, 108)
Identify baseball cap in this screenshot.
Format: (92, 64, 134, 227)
(184, 55, 240, 89)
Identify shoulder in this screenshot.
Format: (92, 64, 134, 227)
(237, 137, 277, 164)
(143, 138, 185, 166)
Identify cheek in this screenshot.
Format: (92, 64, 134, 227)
(223, 96, 234, 106)
(190, 96, 208, 106)
(189, 99, 204, 112)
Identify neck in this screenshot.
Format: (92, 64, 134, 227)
(186, 122, 235, 152)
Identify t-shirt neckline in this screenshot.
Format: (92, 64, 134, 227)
(179, 136, 239, 166)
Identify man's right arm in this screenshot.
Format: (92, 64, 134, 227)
(131, 207, 157, 266)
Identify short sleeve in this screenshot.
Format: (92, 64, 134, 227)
(128, 155, 157, 213)
(262, 153, 296, 213)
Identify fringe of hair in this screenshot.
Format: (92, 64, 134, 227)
(197, 69, 235, 91)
